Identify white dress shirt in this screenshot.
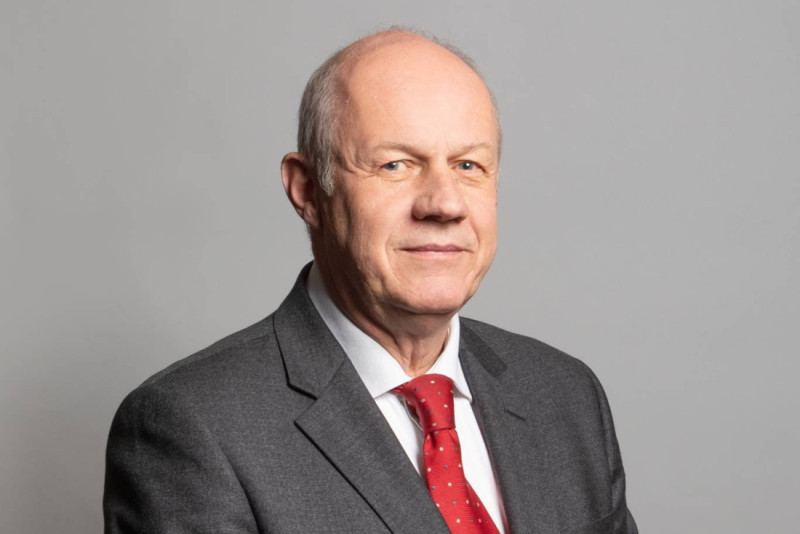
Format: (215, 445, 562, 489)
(306, 264, 507, 532)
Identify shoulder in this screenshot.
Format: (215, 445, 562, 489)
(458, 317, 611, 420)
(460, 317, 601, 384)
(459, 317, 622, 470)
(104, 322, 273, 532)
(113, 314, 286, 425)
(143, 315, 277, 386)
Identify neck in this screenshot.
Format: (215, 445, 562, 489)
(315, 265, 454, 377)
(357, 311, 453, 377)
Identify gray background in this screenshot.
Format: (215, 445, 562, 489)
(2, 1, 798, 532)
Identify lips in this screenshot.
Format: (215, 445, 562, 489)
(401, 244, 465, 253)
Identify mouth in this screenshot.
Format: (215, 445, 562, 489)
(401, 244, 466, 254)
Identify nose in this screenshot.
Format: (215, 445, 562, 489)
(411, 164, 468, 223)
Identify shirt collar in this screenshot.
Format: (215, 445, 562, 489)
(306, 262, 472, 402)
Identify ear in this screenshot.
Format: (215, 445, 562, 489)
(281, 152, 320, 229)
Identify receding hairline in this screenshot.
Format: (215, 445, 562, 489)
(296, 28, 502, 195)
(333, 30, 500, 145)
(333, 30, 488, 95)
(335, 30, 444, 74)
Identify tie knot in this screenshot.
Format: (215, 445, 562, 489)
(393, 374, 455, 434)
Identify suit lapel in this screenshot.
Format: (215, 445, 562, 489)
(459, 322, 558, 533)
(274, 267, 449, 534)
(295, 362, 449, 534)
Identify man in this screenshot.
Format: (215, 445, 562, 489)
(104, 29, 637, 533)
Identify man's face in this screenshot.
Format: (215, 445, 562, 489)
(314, 38, 499, 324)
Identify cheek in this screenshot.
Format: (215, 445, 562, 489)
(324, 202, 351, 247)
(357, 192, 406, 235)
(321, 196, 364, 263)
(340, 198, 396, 263)
(470, 195, 498, 237)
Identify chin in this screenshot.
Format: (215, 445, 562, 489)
(381, 266, 485, 315)
(392, 284, 473, 316)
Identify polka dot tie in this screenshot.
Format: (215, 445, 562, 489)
(393, 374, 500, 534)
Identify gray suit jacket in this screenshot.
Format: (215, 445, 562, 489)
(104, 267, 637, 533)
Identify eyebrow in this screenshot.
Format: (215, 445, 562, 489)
(371, 142, 495, 155)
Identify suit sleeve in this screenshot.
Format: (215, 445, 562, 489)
(103, 384, 258, 534)
(584, 366, 639, 534)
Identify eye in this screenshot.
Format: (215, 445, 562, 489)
(382, 161, 404, 171)
(456, 161, 478, 171)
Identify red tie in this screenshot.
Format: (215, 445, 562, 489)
(393, 374, 500, 534)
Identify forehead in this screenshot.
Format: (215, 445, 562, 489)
(337, 38, 498, 149)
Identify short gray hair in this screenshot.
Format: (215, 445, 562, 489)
(297, 27, 501, 195)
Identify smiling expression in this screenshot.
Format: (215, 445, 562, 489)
(312, 36, 500, 328)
